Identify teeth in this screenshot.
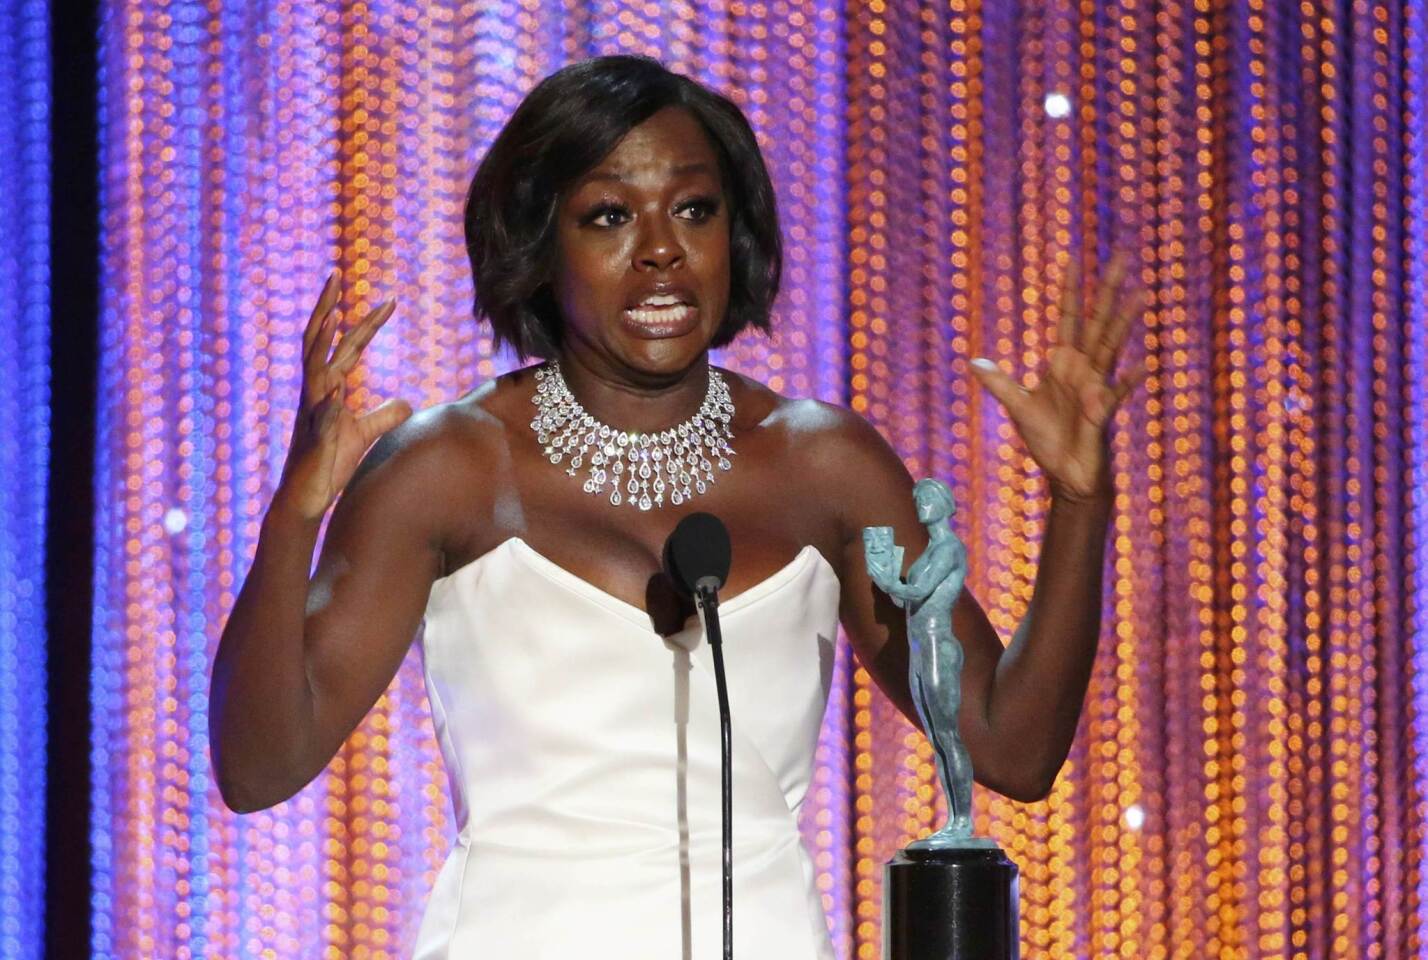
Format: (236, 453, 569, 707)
(626, 304, 695, 325)
(638, 294, 685, 307)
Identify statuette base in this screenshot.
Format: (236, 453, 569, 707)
(883, 846, 1020, 960)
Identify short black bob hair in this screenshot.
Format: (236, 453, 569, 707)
(463, 55, 783, 360)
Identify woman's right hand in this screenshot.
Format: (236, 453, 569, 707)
(274, 271, 413, 522)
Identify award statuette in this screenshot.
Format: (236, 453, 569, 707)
(864, 479, 1019, 960)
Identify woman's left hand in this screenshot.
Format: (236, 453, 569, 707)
(968, 252, 1148, 500)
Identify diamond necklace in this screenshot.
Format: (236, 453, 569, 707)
(530, 359, 736, 511)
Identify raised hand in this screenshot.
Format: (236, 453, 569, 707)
(275, 271, 413, 521)
(968, 252, 1148, 500)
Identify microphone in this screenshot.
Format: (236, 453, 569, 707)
(662, 513, 735, 960)
(663, 511, 732, 601)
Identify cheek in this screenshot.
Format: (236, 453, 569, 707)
(555, 239, 629, 303)
(695, 228, 732, 292)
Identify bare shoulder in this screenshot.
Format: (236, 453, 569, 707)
(746, 385, 908, 476)
(332, 376, 527, 558)
(347, 381, 507, 492)
(724, 372, 916, 536)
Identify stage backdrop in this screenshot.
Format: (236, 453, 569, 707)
(91, 0, 1428, 957)
(0, 1, 49, 958)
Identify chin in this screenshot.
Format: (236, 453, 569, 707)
(613, 321, 719, 370)
(617, 338, 711, 377)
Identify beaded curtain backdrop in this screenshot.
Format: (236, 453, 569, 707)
(0, 1, 49, 958)
(92, 0, 1428, 958)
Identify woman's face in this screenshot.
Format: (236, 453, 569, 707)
(915, 486, 952, 524)
(551, 106, 731, 380)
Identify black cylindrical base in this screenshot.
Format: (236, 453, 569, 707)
(883, 847, 1019, 960)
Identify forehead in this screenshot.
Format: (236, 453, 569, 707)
(572, 106, 721, 188)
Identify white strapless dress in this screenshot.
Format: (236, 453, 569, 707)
(412, 537, 841, 959)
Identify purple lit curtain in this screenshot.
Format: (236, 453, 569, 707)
(91, 1, 1428, 957)
(0, 1, 48, 958)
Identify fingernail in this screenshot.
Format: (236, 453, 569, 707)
(971, 358, 996, 371)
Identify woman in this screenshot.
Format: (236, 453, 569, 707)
(210, 55, 1144, 958)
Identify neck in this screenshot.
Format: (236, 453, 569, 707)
(554, 351, 714, 434)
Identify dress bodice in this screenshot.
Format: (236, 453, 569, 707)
(412, 536, 840, 959)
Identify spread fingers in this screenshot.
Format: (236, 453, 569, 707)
(328, 299, 397, 376)
(1084, 252, 1129, 372)
(1091, 284, 1144, 376)
(302, 271, 341, 357)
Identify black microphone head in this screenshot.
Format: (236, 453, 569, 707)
(662, 512, 732, 597)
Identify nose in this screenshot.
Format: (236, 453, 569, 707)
(634, 218, 685, 272)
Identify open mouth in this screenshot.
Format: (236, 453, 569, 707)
(623, 302, 696, 325)
(621, 293, 699, 336)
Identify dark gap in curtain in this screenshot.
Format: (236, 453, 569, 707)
(46, 0, 100, 954)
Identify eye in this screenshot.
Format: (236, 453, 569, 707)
(676, 197, 721, 223)
(581, 203, 630, 228)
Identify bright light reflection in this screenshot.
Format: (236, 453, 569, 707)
(163, 507, 188, 534)
(1044, 91, 1071, 118)
(1124, 804, 1145, 831)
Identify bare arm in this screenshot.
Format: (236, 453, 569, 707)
(209, 498, 326, 813)
(209, 422, 451, 812)
(832, 256, 1144, 802)
(208, 273, 450, 813)
(828, 419, 1104, 802)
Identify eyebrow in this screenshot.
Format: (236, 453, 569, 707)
(576, 161, 718, 186)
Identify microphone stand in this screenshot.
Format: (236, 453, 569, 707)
(694, 577, 733, 960)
